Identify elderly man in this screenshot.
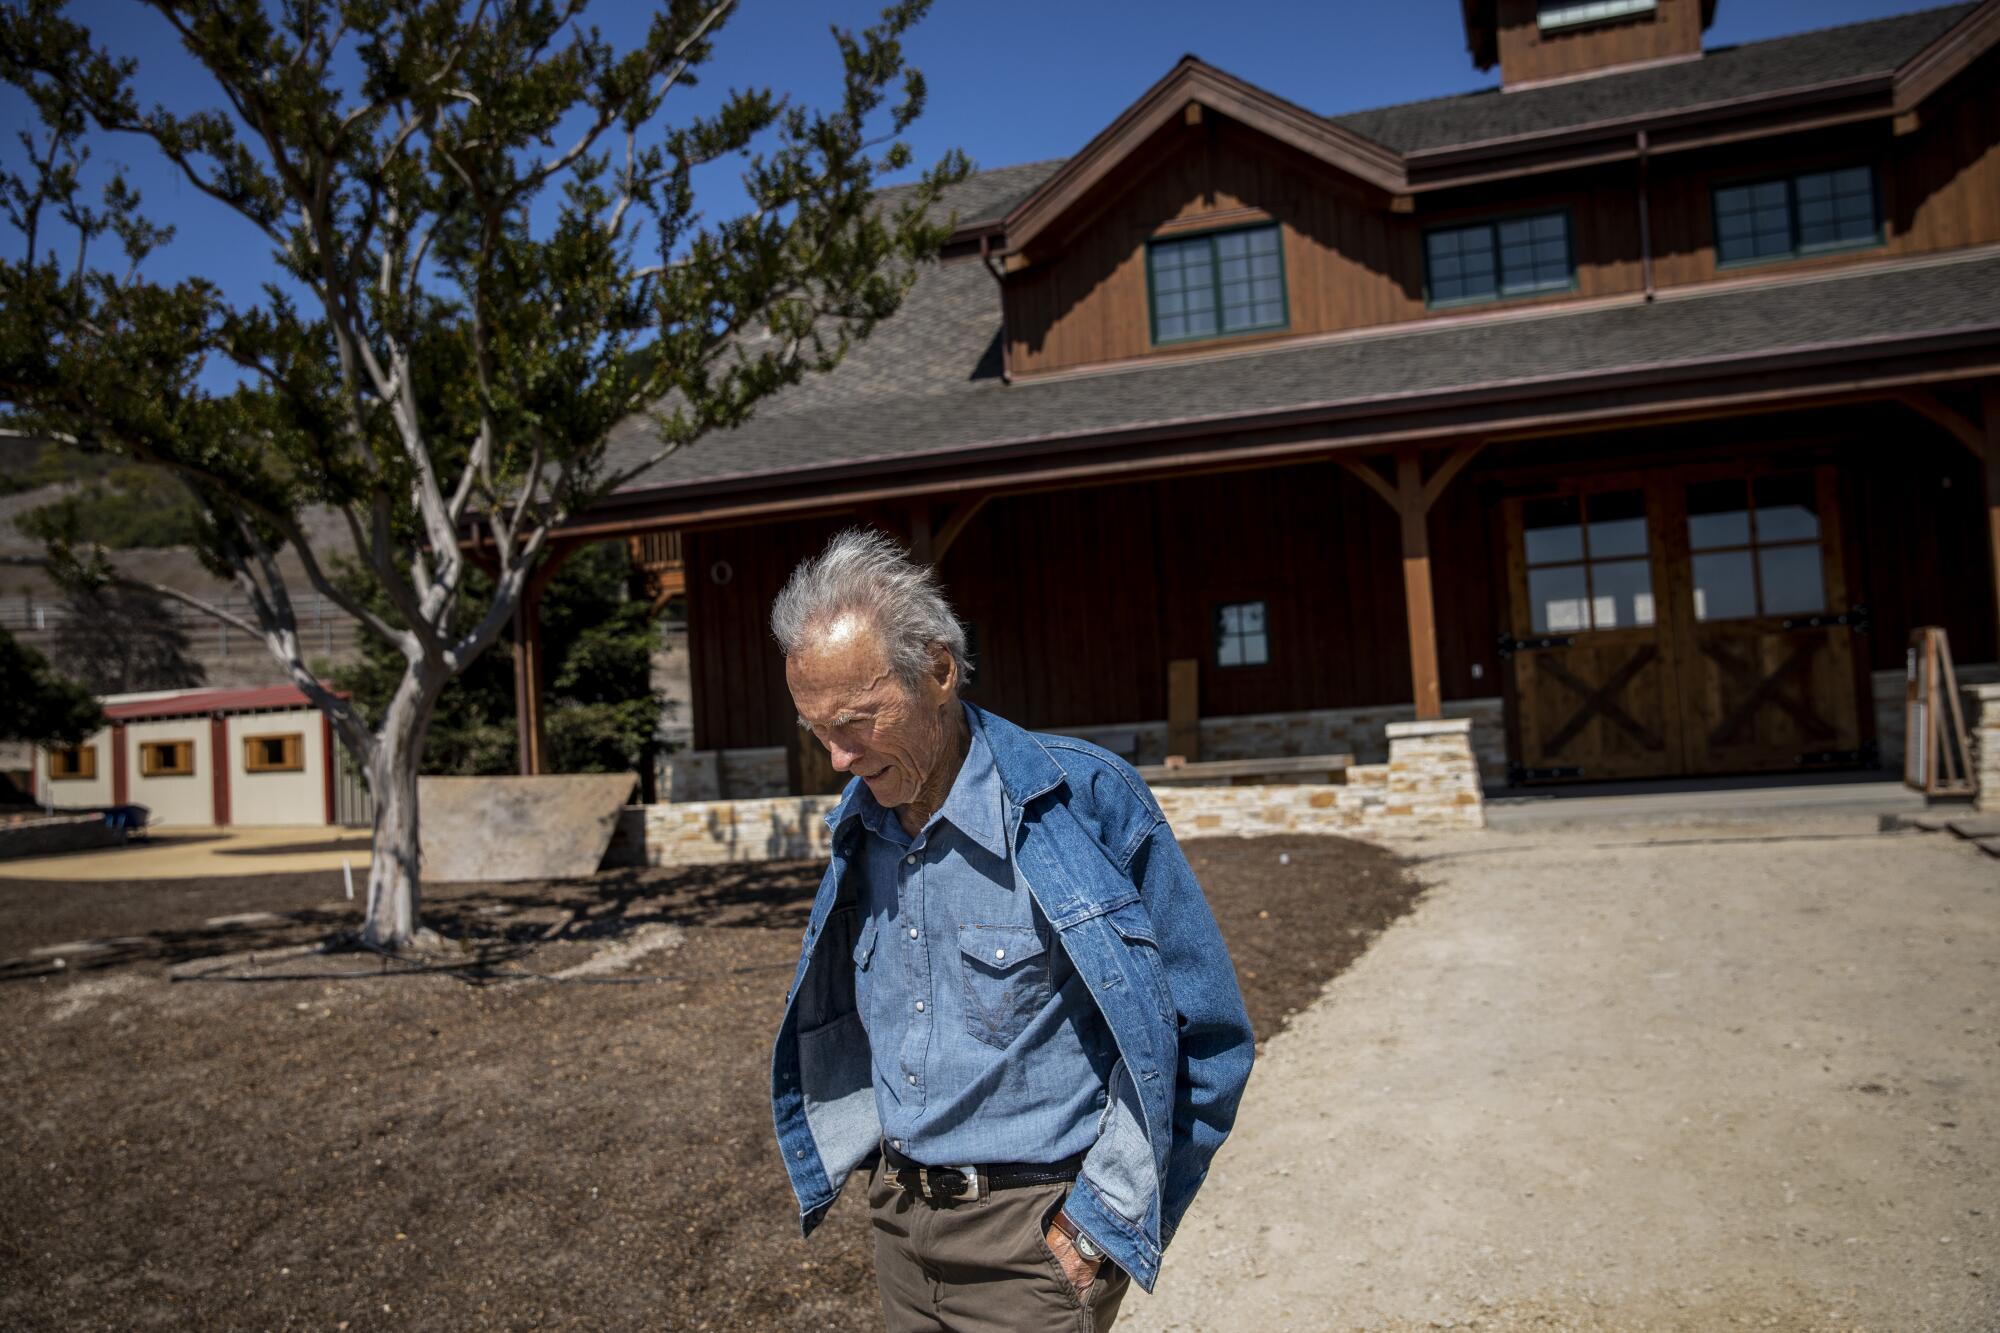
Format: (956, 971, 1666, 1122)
(768, 529, 1254, 1332)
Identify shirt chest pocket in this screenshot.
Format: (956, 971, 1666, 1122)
(956, 924, 1051, 1050)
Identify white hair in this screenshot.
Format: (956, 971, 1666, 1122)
(770, 528, 972, 689)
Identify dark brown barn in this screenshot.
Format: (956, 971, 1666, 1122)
(531, 0, 2000, 800)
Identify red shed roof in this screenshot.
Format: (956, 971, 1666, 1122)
(101, 684, 338, 722)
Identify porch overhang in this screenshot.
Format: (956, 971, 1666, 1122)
(559, 276, 2000, 540)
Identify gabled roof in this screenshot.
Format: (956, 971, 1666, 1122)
(983, 3, 1991, 241)
(1345, 3, 1980, 157)
(997, 57, 1404, 256)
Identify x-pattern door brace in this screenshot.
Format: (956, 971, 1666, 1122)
(1702, 639, 1833, 745)
(1536, 645, 1664, 756)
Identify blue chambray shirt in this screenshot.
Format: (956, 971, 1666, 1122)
(852, 704, 1117, 1166)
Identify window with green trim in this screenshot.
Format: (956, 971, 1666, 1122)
(1147, 224, 1286, 344)
(1424, 210, 1573, 307)
(1714, 166, 1878, 266)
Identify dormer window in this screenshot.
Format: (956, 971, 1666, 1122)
(1146, 224, 1287, 345)
(1538, 0, 1657, 31)
(1713, 166, 1880, 267)
(1424, 209, 1575, 308)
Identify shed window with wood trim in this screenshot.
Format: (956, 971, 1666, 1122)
(1214, 600, 1270, 668)
(139, 740, 196, 777)
(1146, 224, 1287, 344)
(49, 745, 97, 780)
(1424, 210, 1574, 307)
(244, 732, 305, 773)
(1714, 167, 1879, 266)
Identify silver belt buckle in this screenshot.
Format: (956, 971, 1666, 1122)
(917, 1164, 985, 1201)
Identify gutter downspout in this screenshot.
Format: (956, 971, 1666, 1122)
(980, 234, 1014, 384)
(1637, 129, 1656, 302)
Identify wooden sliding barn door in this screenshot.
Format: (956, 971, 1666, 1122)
(1668, 464, 1866, 774)
(1503, 477, 1685, 782)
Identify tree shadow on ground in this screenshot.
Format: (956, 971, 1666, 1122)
(0, 859, 825, 983)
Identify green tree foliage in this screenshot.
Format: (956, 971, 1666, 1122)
(52, 582, 206, 693)
(18, 466, 201, 548)
(0, 624, 101, 743)
(0, 0, 964, 948)
(331, 542, 659, 777)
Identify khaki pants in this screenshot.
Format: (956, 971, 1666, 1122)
(865, 1154, 1131, 1332)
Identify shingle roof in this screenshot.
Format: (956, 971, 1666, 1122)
(602, 249, 2000, 497)
(876, 157, 1068, 231)
(1330, 4, 1975, 155)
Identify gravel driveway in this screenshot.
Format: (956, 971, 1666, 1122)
(1124, 814, 1998, 1333)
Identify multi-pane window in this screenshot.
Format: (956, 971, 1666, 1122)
(1214, 601, 1270, 668)
(1538, 0, 1656, 29)
(1425, 211, 1573, 307)
(1686, 473, 1826, 621)
(1714, 167, 1878, 266)
(1147, 224, 1286, 344)
(244, 733, 305, 773)
(1521, 490, 1655, 634)
(49, 745, 97, 780)
(140, 740, 196, 777)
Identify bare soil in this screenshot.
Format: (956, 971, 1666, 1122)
(0, 833, 1416, 1331)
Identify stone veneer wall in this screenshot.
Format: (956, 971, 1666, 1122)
(1973, 684, 2000, 814)
(613, 718, 1484, 868)
(1872, 662, 1999, 776)
(661, 698, 1509, 803)
(605, 793, 840, 868)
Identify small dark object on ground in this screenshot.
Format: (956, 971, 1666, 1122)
(0, 833, 1419, 1330)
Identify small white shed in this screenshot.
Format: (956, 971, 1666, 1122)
(35, 685, 341, 829)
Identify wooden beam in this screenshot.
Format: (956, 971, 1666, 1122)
(1397, 448, 1444, 722)
(1985, 383, 2000, 657)
(1183, 101, 1203, 126)
(1337, 455, 1401, 511)
(1419, 439, 1487, 513)
(1898, 389, 1985, 460)
(933, 495, 990, 564)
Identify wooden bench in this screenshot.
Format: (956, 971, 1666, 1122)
(1134, 753, 1352, 788)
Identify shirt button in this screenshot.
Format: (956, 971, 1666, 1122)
(994, 948, 1006, 960)
(904, 854, 916, 865)
(906, 1074, 917, 1085)
(891, 1140, 902, 1150)
(909, 927, 919, 939)
(914, 1001, 925, 1012)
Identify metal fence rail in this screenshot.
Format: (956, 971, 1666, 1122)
(2, 591, 365, 663)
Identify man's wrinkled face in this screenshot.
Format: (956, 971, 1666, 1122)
(785, 612, 956, 812)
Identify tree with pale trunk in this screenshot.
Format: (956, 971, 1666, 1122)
(0, 0, 964, 948)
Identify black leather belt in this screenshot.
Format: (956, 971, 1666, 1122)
(880, 1141, 1085, 1203)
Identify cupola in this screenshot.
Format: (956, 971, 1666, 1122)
(1461, 0, 1718, 90)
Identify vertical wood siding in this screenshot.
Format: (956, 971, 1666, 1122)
(1004, 51, 1998, 379)
(1493, 0, 1704, 88)
(686, 462, 1503, 751)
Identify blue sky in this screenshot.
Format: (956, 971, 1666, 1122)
(0, 0, 1956, 308)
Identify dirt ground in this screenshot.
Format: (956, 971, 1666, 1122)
(0, 833, 1416, 1332)
(1124, 816, 2000, 1333)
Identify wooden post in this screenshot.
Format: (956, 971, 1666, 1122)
(1397, 449, 1444, 722)
(1167, 658, 1201, 762)
(1986, 383, 2000, 654)
(513, 543, 580, 776)
(210, 715, 231, 826)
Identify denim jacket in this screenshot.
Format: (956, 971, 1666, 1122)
(770, 702, 1255, 1292)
